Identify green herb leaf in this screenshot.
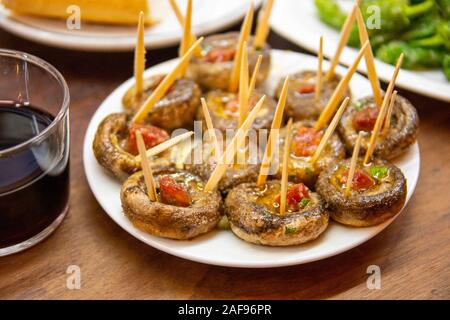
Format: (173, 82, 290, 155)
(300, 198, 310, 207)
(369, 166, 388, 179)
(263, 210, 273, 218)
(353, 101, 363, 111)
(285, 226, 299, 235)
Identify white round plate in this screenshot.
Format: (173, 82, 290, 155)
(83, 50, 420, 268)
(270, 0, 450, 102)
(0, 0, 259, 51)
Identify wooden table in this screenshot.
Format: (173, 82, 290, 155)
(0, 25, 449, 300)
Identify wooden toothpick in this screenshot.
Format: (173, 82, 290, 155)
(383, 90, 397, 136)
(238, 42, 250, 127)
(132, 37, 203, 123)
(248, 55, 262, 98)
(345, 131, 363, 197)
(326, 0, 361, 80)
(253, 0, 275, 49)
(315, 35, 324, 103)
(311, 97, 350, 165)
(136, 131, 157, 201)
(134, 11, 146, 95)
(257, 76, 289, 186)
(134, 131, 194, 162)
(201, 98, 221, 157)
(315, 40, 369, 131)
(229, 3, 254, 93)
(364, 54, 404, 164)
(204, 95, 266, 192)
(280, 118, 293, 216)
(355, 7, 382, 107)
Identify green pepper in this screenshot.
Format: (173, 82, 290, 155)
(410, 21, 450, 49)
(376, 41, 446, 69)
(437, 0, 450, 18)
(401, 14, 440, 41)
(314, 0, 347, 30)
(443, 54, 450, 80)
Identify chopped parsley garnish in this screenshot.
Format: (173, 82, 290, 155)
(285, 226, 299, 235)
(369, 166, 388, 179)
(300, 198, 310, 207)
(304, 167, 314, 175)
(352, 101, 364, 111)
(263, 210, 273, 218)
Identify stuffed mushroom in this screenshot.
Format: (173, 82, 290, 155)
(275, 120, 346, 188)
(338, 94, 419, 160)
(225, 181, 328, 246)
(189, 32, 271, 90)
(196, 89, 277, 133)
(93, 113, 171, 180)
(122, 74, 201, 130)
(316, 158, 407, 227)
(121, 166, 222, 240)
(275, 71, 350, 121)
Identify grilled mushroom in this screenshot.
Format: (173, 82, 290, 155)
(196, 89, 277, 133)
(274, 120, 346, 188)
(121, 167, 222, 240)
(122, 74, 201, 130)
(92, 113, 171, 180)
(189, 32, 271, 90)
(274, 71, 350, 120)
(316, 158, 407, 227)
(338, 94, 419, 160)
(225, 181, 328, 246)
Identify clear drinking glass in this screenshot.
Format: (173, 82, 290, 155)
(0, 49, 70, 256)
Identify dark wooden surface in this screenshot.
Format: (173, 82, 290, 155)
(0, 25, 449, 300)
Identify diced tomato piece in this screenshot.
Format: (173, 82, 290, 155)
(291, 127, 322, 157)
(353, 107, 379, 132)
(275, 183, 311, 211)
(127, 123, 169, 155)
(297, 84, 315, 94)
(340, 169, 375, 190)
(158, 176, 191, 207)
(205, 48, 236, 63)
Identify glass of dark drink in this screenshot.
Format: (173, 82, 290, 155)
(0, 49, 70, 256)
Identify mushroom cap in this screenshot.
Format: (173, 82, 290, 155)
(225, 181, 328, 246)
(121, 167, 223, 240)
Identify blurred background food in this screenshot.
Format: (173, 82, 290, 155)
(1, 0, 153, 25)
(315, 0, 450, 80)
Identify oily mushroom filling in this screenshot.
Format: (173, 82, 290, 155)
(290, 126, 323, 158)
(138, 172, 205, 208)
(200, 38, 262, 64)
(201, 44, 236, 63)
(293, 73, 317, 96)
(251, 182, 316, 214)
(115, 122, 169, 156)
(330, 163, 394, 195)
(288, 71, 340, 98)
(285, 126, 333, 177)
(207, 91, 265, 120)
(351, 100, 401, 134)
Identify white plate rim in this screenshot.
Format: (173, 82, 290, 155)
(269, 0, 450, 103)
(0, 0, 261, 51)
(83, 50, 420, 268)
